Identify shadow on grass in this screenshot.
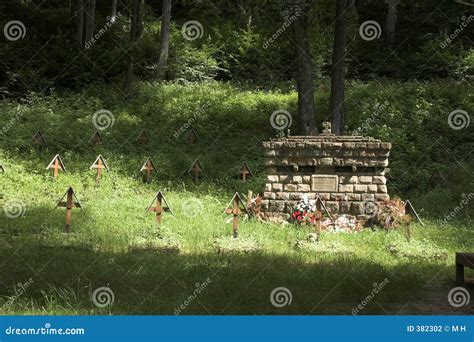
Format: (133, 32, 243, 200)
(0, 235, 470, 315)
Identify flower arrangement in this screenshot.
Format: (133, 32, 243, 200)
(290, 195, 317, 225)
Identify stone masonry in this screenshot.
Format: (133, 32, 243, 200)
(261, 124, 391, 219)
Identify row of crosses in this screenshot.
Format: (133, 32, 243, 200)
(43, 155, 253, 183)
(56, 188, 251, 238)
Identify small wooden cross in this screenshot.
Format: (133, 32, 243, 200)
(322, 121, 332, 134)
(187, 129, 198, 144)
(185, 159, 203, 183)
(239, 161, 253, 181)
(140, 158, 157, 183)
(224, 192, 249, 239)
(46, 154, 66, 179)
(32, 131, 47, 151)
(315, 194, 335, 222)
(314, 197, 323, 235)
(89, 131, 103, 146)
(136, 130, 150, 145)
(404, 200, 424, 226)
(90, 155, 109, 180)
(146, 191, 173, 228)
(57, 187, 83, 232)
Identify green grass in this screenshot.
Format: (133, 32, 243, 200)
(0, 81, 472, 315)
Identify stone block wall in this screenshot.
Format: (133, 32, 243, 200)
(261, 134, 392, 219)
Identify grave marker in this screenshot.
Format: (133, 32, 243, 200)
(140, 158, 157, 183)
(404, 200, 424, 226)
(90, 155, 109, 180)
(224, 192, 249, 239)
(32, 131, 47, 151)
(239, 162, 253, 181)
(187, 129, 198, 144)
(146, 191, 173, 227)
(136, 130, 150, 145)
(89, 131, 103, 146)
(184, 159, 203, 183)
(57, 187, 83, 232)
(46, 154, 66, 179)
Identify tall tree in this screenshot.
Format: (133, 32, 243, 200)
(84, 0, 96, 44)
(329, 0, 348, 135)
(157, 0, 172, 80)
(291, 1, 318, 135)
(75, 0, 84, 47)
(125, 0, 145, 93)
(111, 0, 118, 22)
(386, 0, 398, 45)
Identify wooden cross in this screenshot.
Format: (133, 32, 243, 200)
(404, 200, 424, 226)
(90, 155, 109, 180)
(239, 161, 253, 181)
(315, 194, 335, 222)
(322, 121, 332, 134)
(57, 187, 83, 232)
(140, 158, 157, 183)
(146, 191, 173, 228)
(32, 131, 47, 151)
(89, 131, 103, 146)
(314, 197, 323, 235)
(136, 130, 150, 145)
(186, 159, 203, 183)
(224, 192, 249, 239)
(46, 154, 66, 179)
(187, 129, 198, 144)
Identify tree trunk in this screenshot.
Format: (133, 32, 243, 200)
(111, 0, 118, 22)
(329, 0, 348, 135)
(125, 0, 144, 93)
(386, 0, 397, 45)
(75, 0, 84, 47)
(157, 0, 172, 80)
(292, 6, 317, 135)
(410, 0, 416, 17)
(84, 0, 96, 45)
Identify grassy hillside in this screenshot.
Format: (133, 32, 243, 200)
(0, 81, 472, 314)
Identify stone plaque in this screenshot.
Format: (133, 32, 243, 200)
(311, 175, 338, 192)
